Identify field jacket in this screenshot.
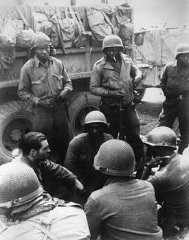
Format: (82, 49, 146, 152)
(18, 56, 73, 106)
(148, 153, 189, 225)
(90, 53, 142, 106)
(64, 132, 113, 194)
(14, 155, 77, 197)
(0, 203, 90, 240)
(160, 62, 189, 98)
(85, 178, 162, 240)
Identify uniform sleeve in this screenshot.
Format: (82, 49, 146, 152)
(160, 65, 168, 96)
(64, 138, 82, 179)
(90, 63, 110, 96)
(18, 65, 40, 105)
(148, 173, 164, 204)
(62, 64, 73, 92)
(130, 61, 143, 88)
(43, 160, 77, 186)
(59, 62, 73, 97)
(84, 196, 102, 240)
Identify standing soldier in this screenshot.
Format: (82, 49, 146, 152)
(90, 34, 144, 173)
(18, 32, 73, 163)
(159, 43, 189, 153)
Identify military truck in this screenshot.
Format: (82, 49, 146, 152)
(0, 0, 139, 162)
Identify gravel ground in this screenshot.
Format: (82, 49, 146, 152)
(136, 101, 162, 136)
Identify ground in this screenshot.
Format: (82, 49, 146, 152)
(136, 101, 162, 136)
(136, 87, 179, 136)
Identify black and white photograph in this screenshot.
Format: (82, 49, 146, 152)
(0, 0, 189, 239)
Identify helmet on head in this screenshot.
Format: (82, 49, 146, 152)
(31, 32, 51, 49)
(0, 162, 44, 209)
(102, 35, 123, 52)
(84, 110, 107, 127)
(144, 126, 177, 149)
(94, 139, 135, 176)
(175, 43, 189, 59)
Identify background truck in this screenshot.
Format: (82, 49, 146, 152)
(0, 0, 137, 163)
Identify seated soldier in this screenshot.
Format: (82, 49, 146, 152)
(64, 110, 113, 204)
(14, 131, 83, 201)
(0, 162, 90, 240)
(84, 139, 162, 240)
(142, 126, 189, 238)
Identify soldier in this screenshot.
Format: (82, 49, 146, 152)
(142, 126, 189, 238)
(84, 139, 163, 240)
(64, 110, 113, 204)
(0, 162, 90, 240)
(159, 43, 189, 153)
(18, 32, 73, 163)
(90, 35, 144, 173)
(14, 131, 83, 201)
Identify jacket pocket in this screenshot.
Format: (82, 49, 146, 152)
(52, 74, 63, 90)
(31, 80, 45, 96)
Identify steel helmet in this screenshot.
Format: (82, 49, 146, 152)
(94, 139, 135, 176)
(31, 32, 52, 49)
(84, 110, 107, 126)
(0, 162, 44, 208)
(144, 126, 177, 149)
(102, 35, 124, 52)
(175, 43, 189, 59)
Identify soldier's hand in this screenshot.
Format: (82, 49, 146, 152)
(56, 90, 68, 101)
(38, 99, 53, 109)
(148, 156, 164, 168)
(111, 90, 125, 98)
(75, 179, 84, 191)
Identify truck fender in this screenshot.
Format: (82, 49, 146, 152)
(68, 91, 101, 137)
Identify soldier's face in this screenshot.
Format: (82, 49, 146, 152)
(105, 47, 122, 61)
(35, 46, 50, 63)
(178, 53, 189, 65)
(34, 140, 51, 162)
(87, 124, 104, 139)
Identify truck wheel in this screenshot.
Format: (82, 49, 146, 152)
(0, 101, 33, 164)
(69, 92, 101, 137)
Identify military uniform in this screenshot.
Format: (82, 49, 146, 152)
(85, 139, 162, 240)
(14, 154, 77, 201)
(90, 54, 143, 167)
(18, 56, 73, 162)
(148, 153, 189, 237)
(159, 62, 189, 153)
(64, 132, 113, 202)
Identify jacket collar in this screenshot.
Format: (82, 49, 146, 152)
(34, 56, 53, 68)
(102, 53, 130, 69)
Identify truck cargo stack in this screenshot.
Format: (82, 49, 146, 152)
(0, 0, 135, 163)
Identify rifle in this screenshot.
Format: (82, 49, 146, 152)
(63, 100, 75, 138)
(117, 99, 126, 141)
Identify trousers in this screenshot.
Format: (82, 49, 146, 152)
(32, 101, 70, 164)
(159, 96, 189, 154)
(100, 99, 144, 168)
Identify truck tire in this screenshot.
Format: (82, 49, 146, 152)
(0, 101, 33, 164)
(69, 92, 101, 137)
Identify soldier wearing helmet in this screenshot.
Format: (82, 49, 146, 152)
(18, 32, 73, 163)
(142, 126, 189, 238)
(64, 110, 113, 204)
(0, 162, 90, 240)
(84, 139, 162, 240)
(159, 42, 189, 154)
(90, 34, 144, 175)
